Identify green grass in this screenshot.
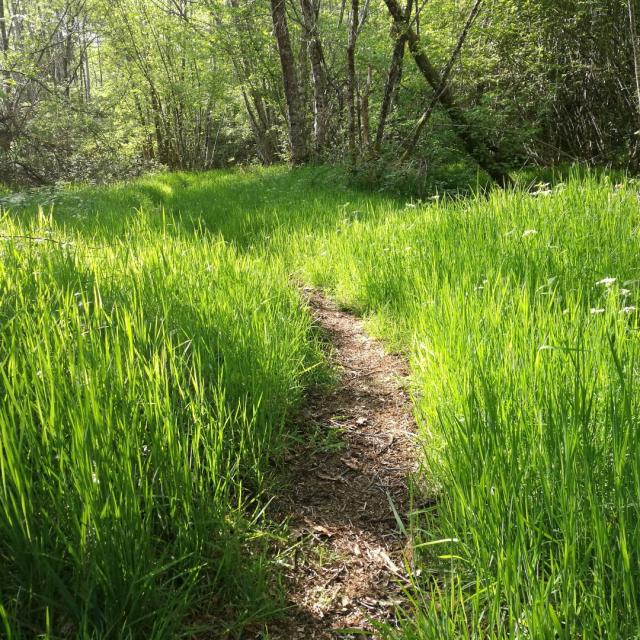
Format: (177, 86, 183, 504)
(283, 175, 640, 638)
(0, 201, 328, 637)
(2, 167, 640, 638)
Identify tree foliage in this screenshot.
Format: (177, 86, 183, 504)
(0, 0, 638, 185)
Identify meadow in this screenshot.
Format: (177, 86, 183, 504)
(1, 167, 639, 638)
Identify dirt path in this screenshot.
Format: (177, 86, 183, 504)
(265, 291, 419, 638)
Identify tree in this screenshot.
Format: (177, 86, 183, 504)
(300, 0, 328, 153)
(383, 0, 511, 186)
(400, 0, 483, 161)
(373, 0, 411, 154)
(1, 0, 639, 185)
(346, 0, 359, 166)
(629, 0, 640, 158)
(270, 0, 308, 164)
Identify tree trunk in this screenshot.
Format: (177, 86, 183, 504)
(401, 0, 482, 161)
(134, 94, 154, 160)
(0, 0, 9, 90)
(270, 0, 309, 164)
(150, 89, 169, 166)
(382, 0, 512, 186)
(361, 65, 371, 148)
(629, 0, 640, 127)
(374, 0, 411, 153)
(241, 88, 276, 164)
(300, 0, 328, 153)
(0, 0, 7, 55)
(347, 0, 359, 166)
(0, 0, 13, 154)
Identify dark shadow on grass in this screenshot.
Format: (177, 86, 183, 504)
(1, 166, 401, 248)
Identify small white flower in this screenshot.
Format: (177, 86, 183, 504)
(522, 229, 538, 237)
(590, 308, 605, 315)
(621, 306, 636, 314)
(533, 183, 552, 196)
(596, 277, 616, 286)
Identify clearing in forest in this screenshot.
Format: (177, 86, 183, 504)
(3, 169, 640, 639)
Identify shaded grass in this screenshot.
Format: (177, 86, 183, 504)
(1, 165, 398, 243)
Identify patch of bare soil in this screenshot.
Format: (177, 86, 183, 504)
(264, 290, 419, 639)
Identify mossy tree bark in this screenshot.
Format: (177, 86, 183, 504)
(383, 0, 513, 187)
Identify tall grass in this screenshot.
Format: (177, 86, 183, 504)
(3, 167, 640, 637)
(0, 207, 324, 637)
(285, 175, 640, 637)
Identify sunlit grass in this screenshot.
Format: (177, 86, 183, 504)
(2, 167, 640, 637)
(0, 206, 325, 637)
(283, 175, 640, 638)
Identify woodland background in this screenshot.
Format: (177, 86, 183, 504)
(1, 0, 639, 191)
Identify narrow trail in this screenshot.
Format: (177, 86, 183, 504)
(266, 291, 419, 638)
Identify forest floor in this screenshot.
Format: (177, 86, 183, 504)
(265, 290, 419, 639)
